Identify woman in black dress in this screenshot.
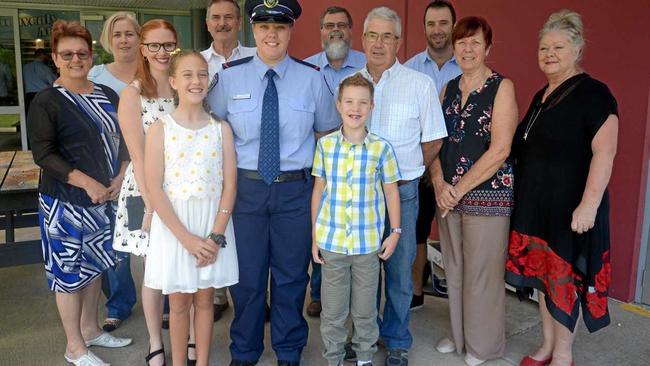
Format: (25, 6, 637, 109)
(506, 10, 618, 366)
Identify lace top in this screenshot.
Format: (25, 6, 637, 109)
(162, 114, 223, 200)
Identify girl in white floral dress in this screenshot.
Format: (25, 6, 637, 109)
(144, 49, 238, 366)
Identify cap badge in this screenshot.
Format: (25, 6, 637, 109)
(264, 0, 278, 8)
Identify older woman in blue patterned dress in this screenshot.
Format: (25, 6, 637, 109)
(28, 20, 131, 366)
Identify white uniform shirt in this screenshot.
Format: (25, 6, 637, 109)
(200, 42, 257, 80)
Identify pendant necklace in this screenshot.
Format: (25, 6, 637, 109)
(523, 103, 543, 141)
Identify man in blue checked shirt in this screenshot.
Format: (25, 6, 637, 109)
(207, 1, 337, 365)
(303, 4, 366, 319)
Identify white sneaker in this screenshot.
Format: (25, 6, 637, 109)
(435, 337, 456, 354)
(464, 353, 486, 366)
(64, 350, 110, 365)
(85, 332, 132, 348)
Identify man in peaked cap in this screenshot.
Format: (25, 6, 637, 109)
(208, 0, 338, 365)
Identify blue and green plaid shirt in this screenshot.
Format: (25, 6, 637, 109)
(312, 128, 401, 255)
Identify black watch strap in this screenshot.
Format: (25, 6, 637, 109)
(208, 233, 227, 248)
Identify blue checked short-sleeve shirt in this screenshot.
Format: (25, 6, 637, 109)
(312, 129, 401, 255)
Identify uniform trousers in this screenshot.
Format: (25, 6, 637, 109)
(229, 172, 313, 363)
(436, 210, 509, 360)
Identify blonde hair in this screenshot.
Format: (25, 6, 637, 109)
(99, 12, 140, 55)
(539, 10, 584, 61)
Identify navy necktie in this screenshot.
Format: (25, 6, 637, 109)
(258, 69, 280, 185)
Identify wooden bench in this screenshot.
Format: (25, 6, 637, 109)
(0, 150, 42, 267)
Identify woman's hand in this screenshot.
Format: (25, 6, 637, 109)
(107, 174, 124, 201)
(181, 234, 218, 267)
(432, 176, 460, 212)
(83, 178, 110, 204)
(571, 202, 598, 234)
(141, 213, 153, 233)
(312, 242, 325, 265)
(378, 233, 399, 261)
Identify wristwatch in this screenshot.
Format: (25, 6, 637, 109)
(207, 233, 227, 248)
(390, 227, 402, 234)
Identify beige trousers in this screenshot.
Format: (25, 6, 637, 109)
(436, 211, 509, 360)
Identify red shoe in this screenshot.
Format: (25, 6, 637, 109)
(519, 355, 552, 366)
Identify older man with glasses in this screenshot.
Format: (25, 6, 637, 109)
(352, 7, 447, 366)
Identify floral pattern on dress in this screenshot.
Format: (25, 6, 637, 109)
(506, 231, 611, 325)
(451, 156, 473, 185)
(440, 72, 514, 216)
(491, 162, 514, 189)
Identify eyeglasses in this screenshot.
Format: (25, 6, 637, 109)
(364, 32, 399, 45)
(323, 22, 349, 30)
(57, 50, 91, 61)
(142, 42, 177, 53)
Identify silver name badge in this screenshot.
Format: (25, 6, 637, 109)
(232, 94, 251, 100)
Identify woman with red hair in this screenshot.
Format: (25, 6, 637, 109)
(28, 20, 132, 366)
(112, 19, 177, 366)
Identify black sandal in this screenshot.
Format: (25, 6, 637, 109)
(145, 347, 165, 366)
(187, 343, 196, 366)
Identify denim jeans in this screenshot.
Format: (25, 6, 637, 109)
(378, 178, 419, 350)
(101, 254, 137, 320)
(310, 261, 322, 301)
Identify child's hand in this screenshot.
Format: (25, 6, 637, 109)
(378, 233, 399, 261)
(182, 234, 217, 266)
(312, 242, 325, 264)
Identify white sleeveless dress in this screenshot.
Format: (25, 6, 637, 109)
(113, 83, 174, 256)
(144, 114, 239, 294)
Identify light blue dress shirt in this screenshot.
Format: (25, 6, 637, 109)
(404, 50, 462, 96)
(23, 59, 56, 93)
(304, 49, 366, 97)
(88, 64, 128, 95)
(209, 54, 339, 171)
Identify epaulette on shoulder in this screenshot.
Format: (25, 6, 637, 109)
(223, 56, 254, 69)
(291, 57, 320, 71)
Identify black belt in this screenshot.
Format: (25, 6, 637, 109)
(238, 168, 307, 183)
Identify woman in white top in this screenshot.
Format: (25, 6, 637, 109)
(115, 19, 177, 366)
(88, 12, 139, 95)
(87, 10, 141, 335)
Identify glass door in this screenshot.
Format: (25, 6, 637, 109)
(0, 9, 24, 151)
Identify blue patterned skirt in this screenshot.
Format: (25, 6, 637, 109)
(38, 193, 126, 293)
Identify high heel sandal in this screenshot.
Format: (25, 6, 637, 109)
(145, 347, 166, 366)
(187, 343, 196, 366)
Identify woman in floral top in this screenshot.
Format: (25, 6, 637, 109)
(430, 16, 518, 366)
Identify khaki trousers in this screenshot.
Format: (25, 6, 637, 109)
(436, 211, 509, 360)
(320, 249, 379, 365)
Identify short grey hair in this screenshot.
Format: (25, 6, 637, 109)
(539, 9, 584, 61)
(363, 6, 402, 38)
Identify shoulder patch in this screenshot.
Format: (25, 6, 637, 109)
(291, 57, 320, 71)
(222, 56, 254, 69)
